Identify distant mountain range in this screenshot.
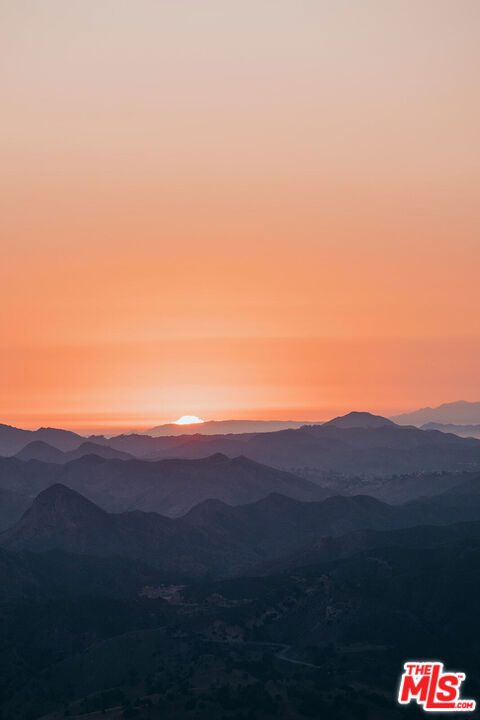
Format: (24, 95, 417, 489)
(421, 422, 480, 439)
(0, 420, 316, 455)
(128, 412, 480, 476)
(15, 440, 134, 463)
(0, 424, 90, 455)
(3, 411, 480, 488)
(148, 419, 314, 436)
(0, 453, 325, 519)
(184, 482, 480, 566)
(392, 400, 480, 426)
(3, 479, 480, 578)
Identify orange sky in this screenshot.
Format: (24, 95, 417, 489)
(1, 1, 479, 432)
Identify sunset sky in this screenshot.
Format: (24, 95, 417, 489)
(1, 1, 479, 432)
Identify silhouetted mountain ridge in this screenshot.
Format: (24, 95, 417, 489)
(0, 484, 242, 577)
(0, 424, 86, 455)
(15, 440, 134, 463)
(392, 400, 480, 426)
(148, 419, 315, 437)
(4, 412, 480, 481)
(138, 413, 480, 477)
(5, 484, 480, 578)
(0, 453, 325, 518)
(322, 411, 395, 429)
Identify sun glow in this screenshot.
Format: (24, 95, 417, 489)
(174, 415, 205, 425)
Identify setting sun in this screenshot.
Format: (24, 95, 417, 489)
(174, 415, 205, 426)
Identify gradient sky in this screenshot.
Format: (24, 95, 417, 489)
(1, 0, 479, 432)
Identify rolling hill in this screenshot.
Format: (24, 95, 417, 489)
(0, 453, 326, 519)
(0, 424, 86, 455)
(0, 484, 238, 577)
(5, 483, 480, 577)
(15, 440, 134, 463)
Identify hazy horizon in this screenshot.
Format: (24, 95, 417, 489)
(3, 399, 480, 435)
(1, 407, 361, 434)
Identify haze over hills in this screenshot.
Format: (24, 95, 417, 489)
(4, 481, 480, 578)
(2, 457, 479, 538)
(421, 422, 480, 439)
(15, 440, 134, 463)
(183, 485, 480, 563)
(14, 440, 66, 463)
(148, 419, 315, 436)
(136, 412, 480, 477)
(0, 419, 318, 455)
(0, 424, 86, 455)
(392, 400, 480, 426)
(2, 412, 480, 514)
(0, 453, 326, 518)
(4, 411, 480, 482)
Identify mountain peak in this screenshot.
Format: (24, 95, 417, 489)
(200, 453, 230, 463)
(31, 483, 106, 515)
(0, 484, 110, 553)
(15, 440, 65, 463)
(324, 411, 395, 429)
